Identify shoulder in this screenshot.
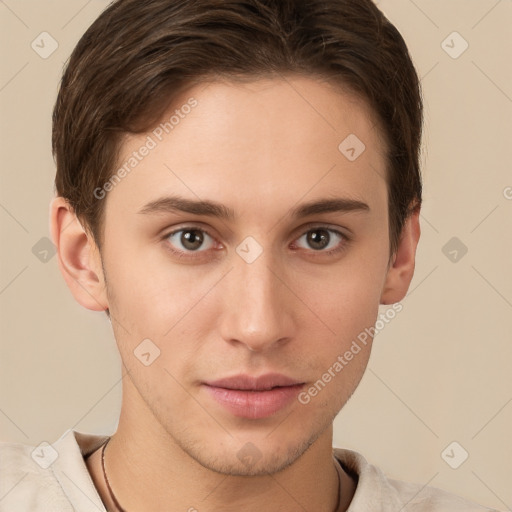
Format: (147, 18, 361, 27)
(0, 429, 109, 512)
(0, 438, 74, 511)
(333, 447, 501, 512)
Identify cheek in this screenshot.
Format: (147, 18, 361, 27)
(300, 262, 383, 338)
(104, 238, 200, 326)
(294, 283, 374, 416)
(298, 346, 371, 417)
(294, 261, 383, 389)
(103, 249, 221, 377)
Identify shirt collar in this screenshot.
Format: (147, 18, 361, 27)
(52, 428, 110, 511)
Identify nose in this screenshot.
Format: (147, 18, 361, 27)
(218, 249, 296, 353)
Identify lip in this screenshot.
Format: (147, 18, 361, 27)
(202, 373, 305, 419)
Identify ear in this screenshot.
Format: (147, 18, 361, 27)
(380, 208, 421, 305)
(49, 196, 109, 312)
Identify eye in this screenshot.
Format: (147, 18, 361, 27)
(162, 224, 349, 261)
(165, 227, 216, 253)
(293, 227, 347, 254)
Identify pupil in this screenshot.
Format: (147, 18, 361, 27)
(308, 230, 329, 250)
(182, 230, 203, 250)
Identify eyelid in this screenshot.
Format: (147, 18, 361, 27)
(291, 222, 351, 239)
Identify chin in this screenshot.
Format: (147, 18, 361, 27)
(175, 424, 326, 477)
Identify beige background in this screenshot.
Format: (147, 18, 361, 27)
(1, 0, 511, 509)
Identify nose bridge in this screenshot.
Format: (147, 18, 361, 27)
(219, 244, 292, 351)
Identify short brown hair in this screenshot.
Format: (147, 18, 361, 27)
(52, 0, 423, 257)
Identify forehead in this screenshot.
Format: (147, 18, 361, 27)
(105, 76, 388, 221)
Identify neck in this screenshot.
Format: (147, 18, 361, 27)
(85, 381, 356, 512)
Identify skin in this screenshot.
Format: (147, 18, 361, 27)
(50, 75, 420, 512)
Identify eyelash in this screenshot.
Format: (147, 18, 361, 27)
(162, 225, 351, 261)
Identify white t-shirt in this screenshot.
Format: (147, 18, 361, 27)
(0, 429, 499, 511)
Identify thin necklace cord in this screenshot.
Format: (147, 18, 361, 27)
(101, 438, 127, 512)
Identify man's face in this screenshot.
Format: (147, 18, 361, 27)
(99, 76, 392, 475)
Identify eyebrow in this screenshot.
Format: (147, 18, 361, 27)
(137, 195, 370, 220)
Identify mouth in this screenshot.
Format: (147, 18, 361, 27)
(202, 373, 305, 419)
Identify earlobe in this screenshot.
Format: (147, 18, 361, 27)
(380, 208, 421, 305)
(50, 197, 109, 312)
